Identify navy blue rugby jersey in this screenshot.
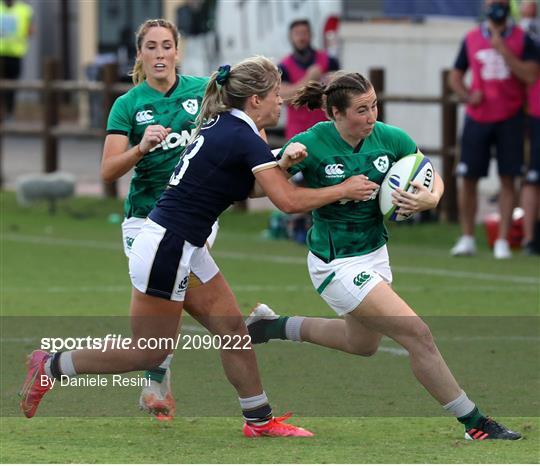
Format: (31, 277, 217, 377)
(149, 109, 277, 246)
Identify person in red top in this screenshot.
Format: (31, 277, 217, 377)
(449, 0, 540, 259)
(279, 19, 340, 140)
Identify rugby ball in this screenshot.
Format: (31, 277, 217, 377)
(378, 152, 434, 222)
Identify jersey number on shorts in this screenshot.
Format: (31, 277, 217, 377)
(169, 135, 205, 186)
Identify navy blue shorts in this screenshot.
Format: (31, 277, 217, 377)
(456, 111, 525, 178)
(524, 116, 540, 185)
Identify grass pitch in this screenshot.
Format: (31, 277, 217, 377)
(1, 192, 538, 463)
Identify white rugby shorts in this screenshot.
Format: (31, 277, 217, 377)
(129, 219, 219, 301)
(307, 245, 393, 315)
(122, 217, 219, 257)
(121, 217, 146, 257)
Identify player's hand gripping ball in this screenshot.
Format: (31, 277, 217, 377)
(378, 152, 434, 221)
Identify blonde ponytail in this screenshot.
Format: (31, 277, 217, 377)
(192, 56, 280, 139)
(130, 59, 145, 85)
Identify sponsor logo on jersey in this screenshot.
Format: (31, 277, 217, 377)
(135, 110, 154, 125)
(149, 129, 196, 153)
(175, 275, 189, 295)
(353, 271, 372, 288)
(339, 186, 380, 205)
(125, 236, 135, 250)
(182, 99, 199, 115)
(324, 163, 345, 178)
(373, 155, 389, 173)
(366, 186, 380, 201)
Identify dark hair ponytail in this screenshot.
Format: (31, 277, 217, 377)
(291, 81, 325, 111)
(291, 71, 373, 120)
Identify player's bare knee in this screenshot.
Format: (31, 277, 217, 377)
(215, 314, 247, 337)
(409, 322, 436, 354)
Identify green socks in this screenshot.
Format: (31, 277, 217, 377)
(458, 407, 486, 429)
(144, 367, 167, 383)
(264, 316, 289, 340)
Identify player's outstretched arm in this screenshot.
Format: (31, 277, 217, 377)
(255, 167, 378, 213)
(249, 143, 307, 198)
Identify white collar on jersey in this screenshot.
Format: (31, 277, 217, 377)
(230, 108, 259, 135)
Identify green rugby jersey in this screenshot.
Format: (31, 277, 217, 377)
(107, 75, 209, 218)
(285, 121, 417, 261)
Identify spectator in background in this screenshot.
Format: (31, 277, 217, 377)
(519, 0, 539, 35)
(0, 0, 34, 118)
(278, 19, 339, 243)
(176, 0, 212, 37)
(519, 0, 540, 255)
(279, 19, 340, 140)
(449, 0, 540, 259)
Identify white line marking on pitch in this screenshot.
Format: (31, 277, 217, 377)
(3, 234, 539, 285)
(1, 284, 536, 294)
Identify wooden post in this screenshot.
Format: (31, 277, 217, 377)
(0, 131, 3, 188)
(0, 110, 3, 189)
(43, 57, 59, 173)
(0, 76, 4, 187)
(59, 0, 71, 104)
(369, 68, 385, 122)
(441, 69, 458, 222)
(102, 63, 118, 198)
